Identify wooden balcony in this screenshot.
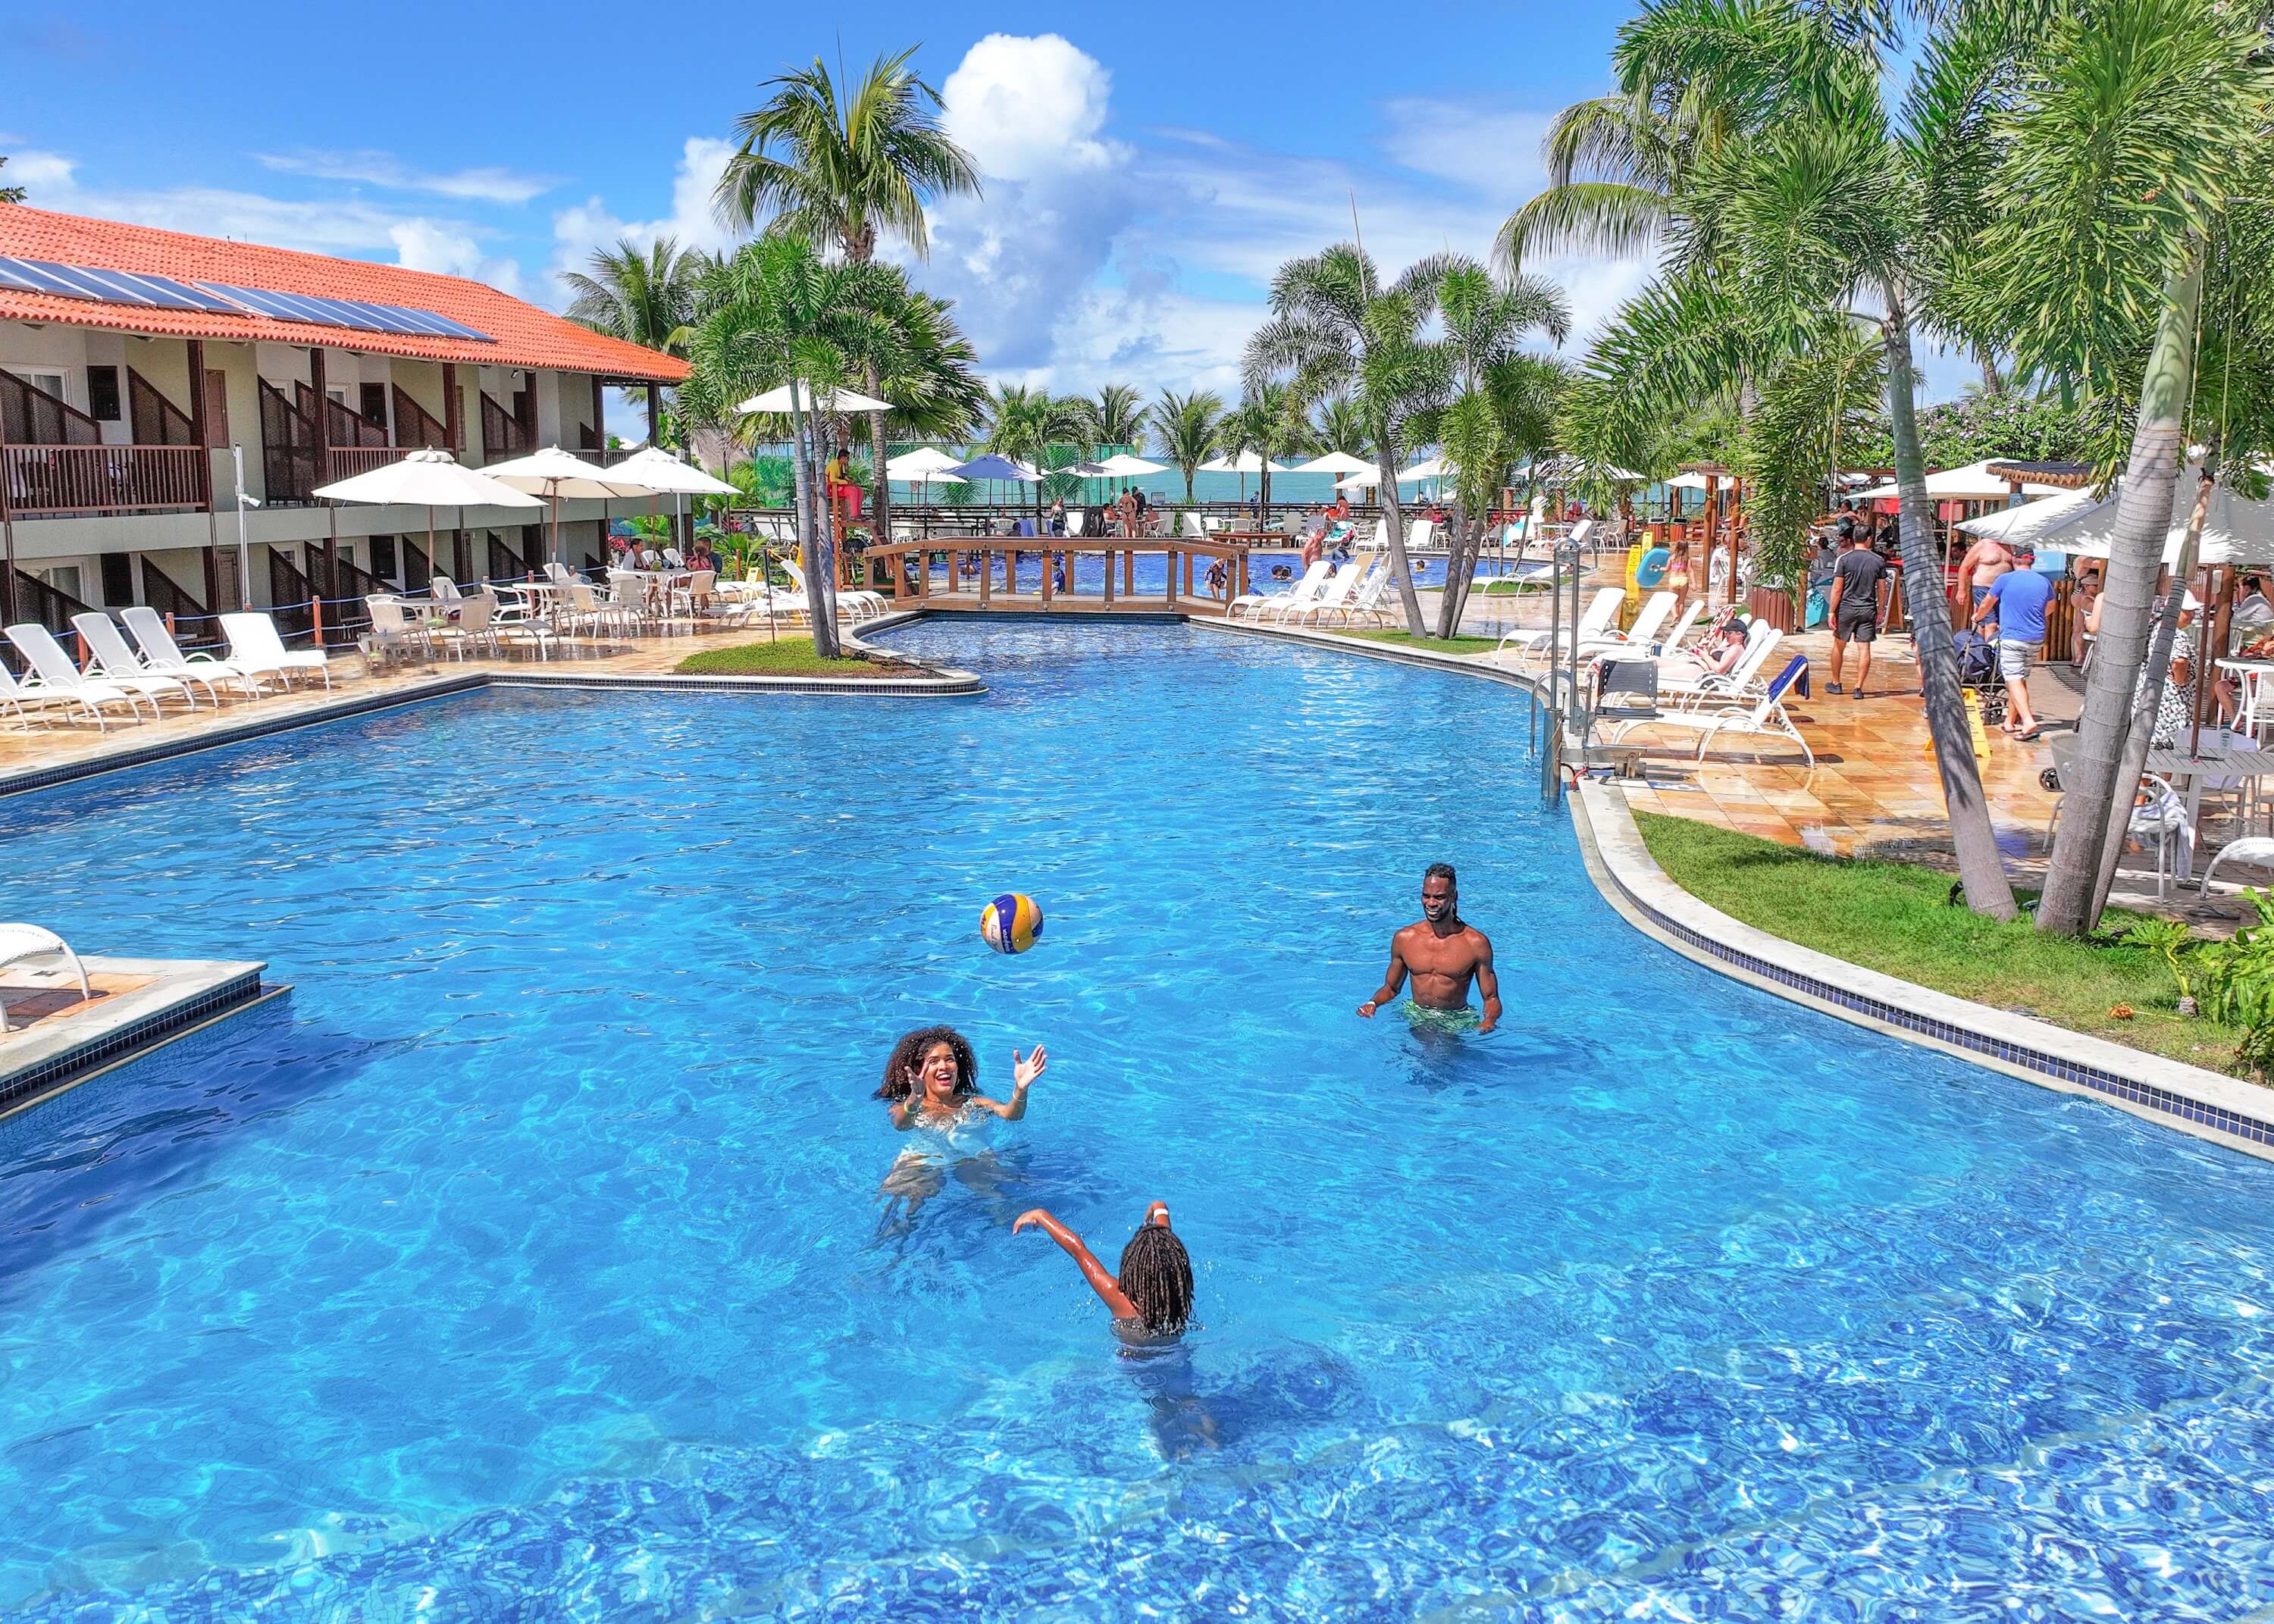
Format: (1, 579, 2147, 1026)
(324, 445, 415, 480)
(1, 444, 208, 517)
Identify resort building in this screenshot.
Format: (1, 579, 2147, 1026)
(0, 206, 686, 628)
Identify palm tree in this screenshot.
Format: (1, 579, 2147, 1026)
(563, 237, 709, 447)
(715, 46, 982, 562)
(680, 236, 875, 654)
(1496, 94, 1702, 272)
(1222, 383, 1308, 516)
(834, 271, 988, 523)
(1148, 389, 1223, 505)
(1558, 0, 2028, 917)
(985, 385, 1085, 527)
(1310, 393, 1373, 463)
(1245, 244, 1459, 635)
(1959, 0, 2274, 932)
(1078, 384, 1146, 455)
(0, 156, 24, 205)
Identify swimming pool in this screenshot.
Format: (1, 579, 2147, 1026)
(2, 620, 2270, 1620)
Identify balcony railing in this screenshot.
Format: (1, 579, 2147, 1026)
(2, 444, 208, 516)
(324, 444, 415, 480)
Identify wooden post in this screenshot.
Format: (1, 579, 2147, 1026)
(311, 593, 324, 650)
(1167, 545, 1178, 606)
(443, 363, 463, 454)
(1041, 544, 1054, 607)
(0, 390, 14, 627)
(185, 339, 211, 508)
(1125, 549, 1134, 596)
(1237, 549, 1249, 598)
(309, 347, 330, 487)
(1702, 474, 1722, 607)
(1104, 547, 1115, 606)
(980, 546, 992, 607)
(917, 547, 930, 602)
(644, 383, 661, 449)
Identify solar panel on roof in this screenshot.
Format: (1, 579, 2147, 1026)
(0, 255, 497, 345)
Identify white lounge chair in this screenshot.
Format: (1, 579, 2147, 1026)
(220, 612, 334, 690)
(5, 624, 165, 727)
(119, 607, 262, 699)
(1287, 562, 1369, 627)
(0, 662, 95, 731)
(1320, 562, 1396, 627)
(1608, 653, 1815, 768)
(780, 557, 883, 621)
(1261, 562, 1352, 624)
(1651, 599, 1707, 656)
(1232, 559, 1331, 619)
(1577, 591, 1677, 662)
(1657, 624, 1784, 709)
(17, 620, 191, 713)
(0, 923, 92, 1032)
(1496, 587, 1622, 667)
(74, 612, 230, 706)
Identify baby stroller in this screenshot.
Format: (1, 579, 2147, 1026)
(1950, 627, 2007, 728)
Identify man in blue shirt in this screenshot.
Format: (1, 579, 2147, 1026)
(1972, 548, 2055, 740)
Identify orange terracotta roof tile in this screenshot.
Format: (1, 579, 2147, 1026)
(0, 205, 687, 383)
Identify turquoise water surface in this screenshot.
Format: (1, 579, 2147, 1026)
(1, 621, 2271, 1621)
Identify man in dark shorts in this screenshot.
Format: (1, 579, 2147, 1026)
(1357, 862, 1501, 1032)
(1825, 530, 1887, 697)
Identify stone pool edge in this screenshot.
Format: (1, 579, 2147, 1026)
(0, 614, 977, 802)
(1194, 615, 2274, 1164)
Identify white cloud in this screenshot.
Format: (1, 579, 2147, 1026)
(388, 221, 528, 301)
(941, 34, 1122, 181)
(548, 137, 742, 303)
(5, 149, 78, 192)
(258, 150, 559, 205)
(1378, 99, 1553, 202)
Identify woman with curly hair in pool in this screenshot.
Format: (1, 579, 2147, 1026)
(877, 1025, 1046, 1130)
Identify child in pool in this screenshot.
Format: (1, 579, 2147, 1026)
(1014, 1201, 1194, 1343)
(878, 1025, 1045, 1130)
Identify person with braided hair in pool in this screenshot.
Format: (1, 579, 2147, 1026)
(1356, 862, 1501, 1032)
(877, 1025, 1046, 1130)
(1014, 1200, 1194, 1344)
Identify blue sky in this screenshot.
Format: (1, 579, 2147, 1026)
(5, 2, 1970, 423)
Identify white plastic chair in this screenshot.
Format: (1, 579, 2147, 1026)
(119, 607, 261, 699)
(74, 612, 228, 706)
(2, 624, 153, 728)
(0, 923, 92, 1032)
(1497, 587, 1623, 667)
(220, 612, 334, 690)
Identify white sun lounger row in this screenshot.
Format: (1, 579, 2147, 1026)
(0, 610, 331, 733)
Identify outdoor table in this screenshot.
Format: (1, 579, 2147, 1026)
(2144, 739, 2274, 832)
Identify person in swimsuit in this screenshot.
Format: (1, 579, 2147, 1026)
(1014, 1200, 1193, 1343)
(876, 1025, 1045, 1129)
(1357, 862, 1501, 1032)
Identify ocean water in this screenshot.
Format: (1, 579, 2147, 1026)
(0, 621, 2269, 1621)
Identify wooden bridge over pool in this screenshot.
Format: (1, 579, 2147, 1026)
(857, 535, 1287, 617)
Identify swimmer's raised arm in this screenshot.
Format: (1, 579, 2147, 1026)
(1013, 1206, 1138, 1319)
(970, 1044, 1046, 1119)
(1472, 929, 1502, 1034)
(1358, 931, 1411, 1018)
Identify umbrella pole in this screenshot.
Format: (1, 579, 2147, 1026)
(761, 540, 777, 644)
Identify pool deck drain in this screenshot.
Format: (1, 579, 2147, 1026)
(0, 956, 276, 1118)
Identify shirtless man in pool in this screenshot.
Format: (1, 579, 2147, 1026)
(1357, 862, 1502, 1033)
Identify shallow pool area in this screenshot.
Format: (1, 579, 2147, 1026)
(2, 620, 2272, 1621)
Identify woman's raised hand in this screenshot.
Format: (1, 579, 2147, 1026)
(1012, 1208, 1051, 1234)
(1013, 1045, 1048, 1090)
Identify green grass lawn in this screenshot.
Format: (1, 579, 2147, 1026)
(674, 637, 913, 677)
(1331, 629, 1503, 656)
(1633, 810, 2253, 1076)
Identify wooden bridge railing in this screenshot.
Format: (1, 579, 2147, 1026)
(862, 536, 1271, 613)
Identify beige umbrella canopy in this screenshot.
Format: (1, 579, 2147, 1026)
(313, 448, 542, 584)
(1288, 452, 1377, 477)
(736, 382, 894, 414)
(483, 446, 659, 566)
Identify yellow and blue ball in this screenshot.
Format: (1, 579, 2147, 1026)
(980, 892, 1045, 955)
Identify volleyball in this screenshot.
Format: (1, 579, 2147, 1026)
(980, 892, 1045, 954)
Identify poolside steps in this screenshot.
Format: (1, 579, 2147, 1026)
(0, 954, 277, 1119)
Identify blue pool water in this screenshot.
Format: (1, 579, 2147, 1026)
(2, 621, 2272, 1621)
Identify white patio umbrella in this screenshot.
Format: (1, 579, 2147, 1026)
(1091, 452, 1167, 477)
(313, 448, 542, 583)
(608, 446, 738, 561)
(1850, 458, 2069, 503)
(483, 446, 659, 566)
(736, 382, 894, 414)
(1288, 452, 1377, 477)
(1198, 451, 1291, 475)
(1992, 471, 2274, 568)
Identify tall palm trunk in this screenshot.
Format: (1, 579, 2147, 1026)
(2037, 246, 2204, 934)
(865, 370, 892, 577)
(1436, 500, 1481, 640)
(786, 385, 840, 657)
(1885, 300, 2017, 919)
(2088, 471, 2215, 922)
(1375, 444, 1427, 634)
